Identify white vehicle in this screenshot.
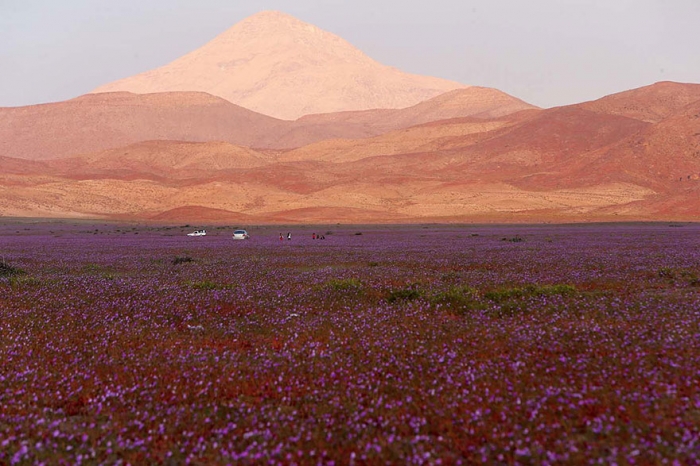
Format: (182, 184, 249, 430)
(187, 229, 207, 237)
(232, 229, 249, 240)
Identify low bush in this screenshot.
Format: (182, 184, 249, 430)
(190, 280, 218, 291)
(0, 260, 25, 277)
(431, 285, 480, 306)
(387, 286, 422, 303)
(188, 280, 233, 291)
(327, 278, 363, 292)
(658, 267, 698, 285)
(173, 256, 194, 265)
(500, 236, 524, 242)
(485, 284, 577, 303)
(430, 285, 486, 313)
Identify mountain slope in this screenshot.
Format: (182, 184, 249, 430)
(91, 10, 466, 119)
(1, 87, 539, 160)
(0, 92, 287, 160)
(3, 83, 700, 222)
(577, 81, 700, 123)
(50, 141, 270, 180)
(294, 87, 538, 134)
(566, 99, 700, 191)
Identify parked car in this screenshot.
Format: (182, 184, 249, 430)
(187, 229, 206, 237)
(232, 229, 249, 240)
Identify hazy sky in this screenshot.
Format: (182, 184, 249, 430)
(1, 0, 699, 109)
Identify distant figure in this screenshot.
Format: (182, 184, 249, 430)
(312, 232, 316, 240)
(320, 235, 325, 240)
(279, 233, 283, 241)
(287, 232, 292, 241)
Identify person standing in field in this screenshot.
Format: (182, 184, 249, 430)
(287, 232, 292, 241)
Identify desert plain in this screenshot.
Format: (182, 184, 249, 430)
(2, 221, 700, 463)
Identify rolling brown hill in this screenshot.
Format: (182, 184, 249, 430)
(0, 92, 287, 161)
(563, 99, 700, 191)
(2, 82, 699, 222)
(92, 10, 466, 120)
(0, 156, 52, 176)
(294, 87, 538, 134)
(279, 116, 524, 163)
(49, 141, 272, 180)
(1, 87, 538, 161)
(577, 81, 700, 123)
(457, 106, 651, 172)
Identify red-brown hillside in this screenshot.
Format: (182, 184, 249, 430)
(564, 99, 700, 192)
(0, 88, 539, 160)
(0, 92, 288, 161)
(48, 141, 272, 181)
(2, 82, 699, 222)
(577, 81, 700, 123)
(464, 106, 650, 167)
(295, 87, 538, 135)
(0, 156, 53, 176)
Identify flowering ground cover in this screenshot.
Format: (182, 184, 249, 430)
(1, 222, 700, 464)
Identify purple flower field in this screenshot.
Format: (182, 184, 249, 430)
(1, 223, 700, 465)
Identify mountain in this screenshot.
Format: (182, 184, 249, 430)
(279, 114, 526, 163)
(2, 82, 700, 222)
(0, 92, 287, 160)
(577, 81, 700, 123)
(565, 98, 700, 191)
(50, 141, 270, 180)
(91, 10, 466, 119)
(0, 88, 538, 161)
(294, 87, 538, 135)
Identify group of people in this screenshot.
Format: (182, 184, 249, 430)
(278, 232, 326, 241)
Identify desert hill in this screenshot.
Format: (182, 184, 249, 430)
(49, 141, 271, 180)
(0, 92, 287, 161)
(281, 104, 648, 167)
(294, 87, 538, 135)
(564, 99, 700, 191)
(577, 81, 700, 123)
(92, 11, 466, 120)
(2, 82, 700, 222)
(459, 107, 651, 170)
(0, 156, 52, 176)
(279, 116, 522, 163)
(1, 88, 537, 161)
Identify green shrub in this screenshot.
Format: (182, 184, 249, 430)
(173, 256, 194, 265)
(431, 285, 480, 306)
(0, 260, 25, 277)
(387, 287, 422, 303)
(485, 284, 577, 302)
(430, 285, 486, 313)
(327, 278, 363, 292)
(658, 267, 699, 285)
(189, 280, 233, 291)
